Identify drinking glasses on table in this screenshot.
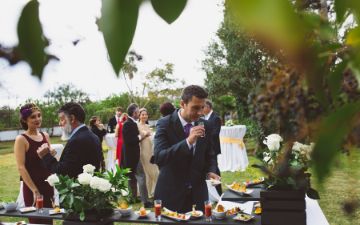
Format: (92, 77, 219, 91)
(154, 199, 162, 221)
(204, 200, 212, 222)
(36, 194, 44, 213)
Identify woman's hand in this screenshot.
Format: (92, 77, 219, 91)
(32, 190, 40, 206)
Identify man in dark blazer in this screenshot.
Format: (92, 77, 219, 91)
(107, 107, 122, 133)
(203, 99, 222, 194)
(154, 85, 220, 213)
(37, 102, 103, 178)
(122, 103, 151, 208)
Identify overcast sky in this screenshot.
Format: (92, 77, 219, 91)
(0, 0, 224, 107)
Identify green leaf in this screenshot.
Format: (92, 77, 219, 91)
(59, 188, 69, 194)
(151, 0, 187, 24)
(17, 0, 48, 78)
(80, 211, 85, 221)
(59, 194, 66, 203)
(98, 0, 140, 75)
(334, 0, 348, 24)
(69, 194, 74, 207)
(312, 102, 360, 182)
(307, 188, 320, 200)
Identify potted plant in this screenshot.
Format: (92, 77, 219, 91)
(46, 164, 130, 221)
(253, 134, 320, 225)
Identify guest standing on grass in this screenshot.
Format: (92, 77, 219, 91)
(37, 102, 103, 178)
(138, 108, 159, 197)
(115, 113, 128, 167)
(14, 103, 55, 224)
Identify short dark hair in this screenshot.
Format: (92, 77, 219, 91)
(19, 103, 41, 130)
(181, 85, 208, 103)
(116, 107, 123, 112)
(205, 99, 213, 109)
(127, 103, 138, 117)
(89, 116, 98, 127)
(58, 102, 86, 123)
(160, 102, 175, 117)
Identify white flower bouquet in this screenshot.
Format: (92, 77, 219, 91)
(254, 134, 319, 199)
(46, 164, 130, 221)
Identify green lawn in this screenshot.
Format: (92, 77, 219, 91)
(0, 138, 359, 224)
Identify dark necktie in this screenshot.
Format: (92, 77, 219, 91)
(184, 123, 192, 138)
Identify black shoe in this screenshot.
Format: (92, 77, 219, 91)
(144, 202, 153, 208)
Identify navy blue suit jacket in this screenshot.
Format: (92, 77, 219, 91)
(42, 126, 102, 178)
(153, 110, 217, 212)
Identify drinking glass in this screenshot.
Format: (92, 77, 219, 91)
(154, 199, 162, 221)
(36, 194, 44, 213)
(204, 200, 212, 222)
(198, 121, 205, 137)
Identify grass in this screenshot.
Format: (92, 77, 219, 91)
(0, 138, 359, 224)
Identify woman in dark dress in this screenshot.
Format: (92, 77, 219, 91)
(14, 103, 55, 224)
(89, 116, 107, 144)
(89, 116, 107, 170)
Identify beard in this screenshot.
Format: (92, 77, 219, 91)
(61, 120, 72, 141)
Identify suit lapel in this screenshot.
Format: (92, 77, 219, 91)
(171, 110, 186, 141)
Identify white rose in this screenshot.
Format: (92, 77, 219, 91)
(97, 178, 112, 192)
(121, 189, 129, 196)
(78, 172, 92, 185)
(45, 174, 59, 187)
(90, 176, 102, 189)
(292, 142, 303, 152)
(263, 134, 283, 151)
(83, 164, 96, 174)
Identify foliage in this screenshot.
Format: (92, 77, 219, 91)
(203, 10, 269, 120)
(254, 134, 319, 199)
(225, 0, 360, 186)
(46, 164, 130, 221)
(44, 83, 90, 107)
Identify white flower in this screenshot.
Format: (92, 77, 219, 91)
(97, 178, 112, 192)
(263, 134, 283, 151)
(45, 174, 59, 187)
(90, 176, 102, 189)
(90, 176, 111, 192)
(77, 172, 92, 185)
(263, 152, 271, 163)
(292, 142, 304, 152)
(83, 164, 96, 174)
(121, 189, 129, 196)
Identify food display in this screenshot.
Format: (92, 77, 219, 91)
(139, 207, 147, 216)
(135, 207, 150, 218)
(226, 182, 254, 195)
(254, 202, 262, 215)
(226, 206, 241, 216)
(162, 207, 191, 221)
(233, 213, 254, 222)
(215, 204, 225, 213)
(244, 177, 265, 187)
(189, 205, 203, 218)
(119, 201, 129, 209)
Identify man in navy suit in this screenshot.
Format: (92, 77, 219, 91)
(122, 103, 152, 208)
(154, 85, 220, 213)
(37, 102, 103, 178)
(203, 99, 222, 195)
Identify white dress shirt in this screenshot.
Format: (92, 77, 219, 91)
(178, 110, 196, 154)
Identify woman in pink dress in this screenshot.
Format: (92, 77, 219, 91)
(115, 113, 128, 167)
(14, 103, 55, 224)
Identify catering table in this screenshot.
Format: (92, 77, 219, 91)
(103, 133, 117, 171)
(217, 125, 249, 172)
(0, 195, 329, 225)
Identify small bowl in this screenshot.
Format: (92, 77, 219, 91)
(212, 210, 226, 220)
(117, 206, 132, 217)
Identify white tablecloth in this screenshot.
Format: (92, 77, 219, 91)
(217, 125, 249, 172)
(217, 196, 329, 225)
(104, 133, 117, 171)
